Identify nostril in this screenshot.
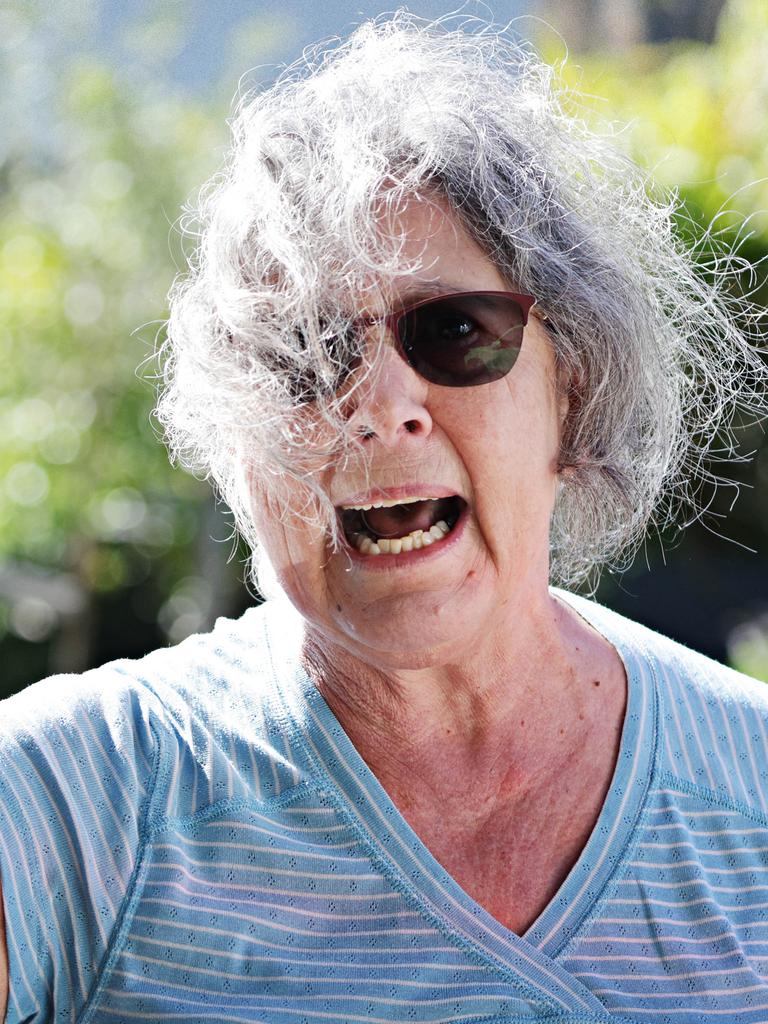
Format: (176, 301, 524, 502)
(404, 420, 419, 434)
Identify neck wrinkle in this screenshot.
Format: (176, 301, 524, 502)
(300, 592, 619, 806)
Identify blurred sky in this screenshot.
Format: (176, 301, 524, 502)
(3, 0, 535, 169)
(97, 0, 531, 93)
(19, 1, 532, 93)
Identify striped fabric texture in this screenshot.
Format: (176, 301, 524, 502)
(0, 587, 767, 1023)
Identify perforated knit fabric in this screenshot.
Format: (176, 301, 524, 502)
(0, 588, 767, 1024)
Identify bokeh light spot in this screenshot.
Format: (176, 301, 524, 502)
(89, 486, 147, 539)
(90, 159, 134, 202)
(5, 461, 50, 506)
(10, 596, 58, 643)
(11, 397, 55, 442)
(2, 233, 44, 277)
(64, 281, 105, 326)
(40, 424, 81, 464)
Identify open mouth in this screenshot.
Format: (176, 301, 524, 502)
(338, 495, 466, 556)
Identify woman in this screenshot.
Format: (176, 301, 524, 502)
(2, 15, 768, 1024)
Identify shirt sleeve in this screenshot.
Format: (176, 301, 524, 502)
(0, 669, 161, 1024)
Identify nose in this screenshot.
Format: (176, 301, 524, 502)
(346, 336, 433, 447)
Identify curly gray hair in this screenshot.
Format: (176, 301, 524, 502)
(157, 13, 768, 591)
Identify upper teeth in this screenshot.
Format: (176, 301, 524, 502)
(341, 496, 439, 511)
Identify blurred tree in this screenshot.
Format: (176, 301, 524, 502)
(0, 14, 252, 695)
(536, 0, 726, 51)
(548, 0, 768, 231)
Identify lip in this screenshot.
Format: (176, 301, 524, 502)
(334, 483, 464, 509)
(340, 499, 470, 569)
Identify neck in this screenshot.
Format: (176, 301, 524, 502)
(301, 590, 625, 804)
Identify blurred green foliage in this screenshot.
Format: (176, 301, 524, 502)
(1, 0, 767, 691)
(549, 0, 768, 245)
(729, 616, 768, 680)
(0, 13, 252, 693)
(1, 62, 219, 565)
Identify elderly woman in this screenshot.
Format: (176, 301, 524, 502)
(2, 15, 768, 1024)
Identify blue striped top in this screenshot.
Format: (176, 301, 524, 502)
(1, 588, 767, 1023)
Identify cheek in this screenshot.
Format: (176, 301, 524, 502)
(498, 356, 564, 462)
(249, 485, 329, 608)
(449, 375, 560, 523)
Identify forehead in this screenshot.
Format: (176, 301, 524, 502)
(363, 194, 510, 313)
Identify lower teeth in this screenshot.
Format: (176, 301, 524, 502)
(353, 519, 452, 556)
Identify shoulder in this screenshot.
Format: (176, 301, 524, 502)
(555, 586, 768, 715)
(0, 597, 304, 817)
(11, 596, 310, 815)
(0, 655, 164, 788)
(0, 599, 306, 1022)
(555, 587, 768, 811)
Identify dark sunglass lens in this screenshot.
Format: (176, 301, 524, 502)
(399, 293, 525, 387)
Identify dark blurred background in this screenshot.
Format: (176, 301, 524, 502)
(1, 0, 767, 698)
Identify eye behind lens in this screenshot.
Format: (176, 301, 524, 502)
(397, 292, 525, 387)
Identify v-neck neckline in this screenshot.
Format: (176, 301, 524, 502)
(262, 588, 659, 1015)
(523, 590, 659, 957)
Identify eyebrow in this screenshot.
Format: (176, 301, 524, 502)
(342, 281, 465, 323)
(389, 280, 466, 309)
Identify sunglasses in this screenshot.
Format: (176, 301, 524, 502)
(358, 289, 536, 388)
(288, 289, 536, 398)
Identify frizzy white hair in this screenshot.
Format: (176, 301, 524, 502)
(157, 12, 768, 592)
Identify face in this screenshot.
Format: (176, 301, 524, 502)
(251, 195, 567, 671)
